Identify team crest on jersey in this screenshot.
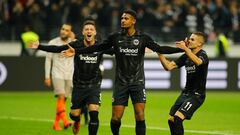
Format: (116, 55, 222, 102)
(133, 39, 139, 46)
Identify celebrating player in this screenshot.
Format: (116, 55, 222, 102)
(30, 20, 113, 135)
(158, 32, 208, 135)
(62, 9, 183, 135)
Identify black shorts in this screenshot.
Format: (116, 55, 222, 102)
(169, 92, 205, 120)
(71, 86, 101, 109)
(112, 83, 146, 106)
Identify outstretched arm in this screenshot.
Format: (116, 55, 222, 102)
(62, 36, 114, 57)
(157, 53, 178, 71)
(176, 41, 203, 66)
(146, 37, 183, 54)
(29, 40, 69, 53)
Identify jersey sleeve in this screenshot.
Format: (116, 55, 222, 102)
(37, 41, 74, 53)
(75, 34, 114, 54)
(198, 51, 209, 65)
(144, 35, 183, 54)
(174, 54, 187, 68)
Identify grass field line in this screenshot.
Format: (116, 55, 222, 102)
(0, 116, 234, 135)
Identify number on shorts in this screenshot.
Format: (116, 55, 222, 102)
(184, 102, 192, 111)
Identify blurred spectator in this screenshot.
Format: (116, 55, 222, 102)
(158, 4, 175, 42)
(229, 0, 240, 43)
(20, 25, 39, 56)
(0, 0, 11, 40)
(1, 0, 240, 44)
(212, 0, 232, 35)
(215, 29, 229, 58)
(27, 2, 46, 39)
(185, 5, 199, 33)
(47, 1, 67, 39)
(10, 1, 27, 40)
(171, 0, 189, 40)
(67, 0, 84, 33)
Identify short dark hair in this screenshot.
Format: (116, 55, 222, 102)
(123, 9, 137, 19)
(193, 32, 206, 43)
(62, 23, 72, 30)
(83, 20, 96, 28)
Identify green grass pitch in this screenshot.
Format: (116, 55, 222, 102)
(0, 91, 240, 135)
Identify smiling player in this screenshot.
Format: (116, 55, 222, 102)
(30, 20, 113, 135)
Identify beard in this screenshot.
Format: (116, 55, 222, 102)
(60, 35, 68, 41)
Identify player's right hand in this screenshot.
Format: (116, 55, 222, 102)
(44, 78, 51, 87)
(61, 44, 75, 57)
(29, 40, 39, 49)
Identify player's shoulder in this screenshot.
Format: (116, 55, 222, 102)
(104, 31, 121, 41)
(137, 31, 152, 39)
(69, 39, 83, 47)
(48, 37, 61, 44)
(110, 31, 121, 37)
(198, 49, 208, 57)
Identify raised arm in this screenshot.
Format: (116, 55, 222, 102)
(157, 53, 178, 71)
(176, 41, 203, 66)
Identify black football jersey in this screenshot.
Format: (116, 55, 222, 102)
(38, 40, 113, 88)
(175, 49, 209, 95)
(75, 30, 183, 85)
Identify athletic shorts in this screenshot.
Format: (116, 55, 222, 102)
(71, 86, 101, 109)
(52, 78, 72, 97)
(169, 92, 205, 120)
(112, 83, 146, 106)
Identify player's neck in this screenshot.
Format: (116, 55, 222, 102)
(126, 27, 136, 36)
(192, 47, 201, 54)
(84, 39, 95, 47)
(61, 38, 68, 43)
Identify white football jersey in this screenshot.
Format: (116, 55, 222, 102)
(45, 37, 73, 80)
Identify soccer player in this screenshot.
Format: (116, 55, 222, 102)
(62, 9, 183, 135)
(158, 32, 208, 135)
(30, 20, 113, 135)
(45, 23, 74, 130)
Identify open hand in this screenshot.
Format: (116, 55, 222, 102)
(29, 40, 39, 49)
(61, 44, 75, 57)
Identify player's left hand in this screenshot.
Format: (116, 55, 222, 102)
(29, 40, 39, 49)
(61, 44, 75, 57)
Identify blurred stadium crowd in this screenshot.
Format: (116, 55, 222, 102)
(0, 0, 240, 43)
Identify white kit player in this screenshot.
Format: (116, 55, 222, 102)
(44, 24, 74, 130)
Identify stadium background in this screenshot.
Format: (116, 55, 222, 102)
(0, 0, 240, 135)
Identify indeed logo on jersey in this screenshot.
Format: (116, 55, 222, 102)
(185, 65, 196, 73)
(119, 47, 138, 56)
(79, 55, 97, 63)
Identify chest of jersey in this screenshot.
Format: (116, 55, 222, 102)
(78, 53, 100, 64)
(185, 59, 196, 74)
(114, 36, 144, 56)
